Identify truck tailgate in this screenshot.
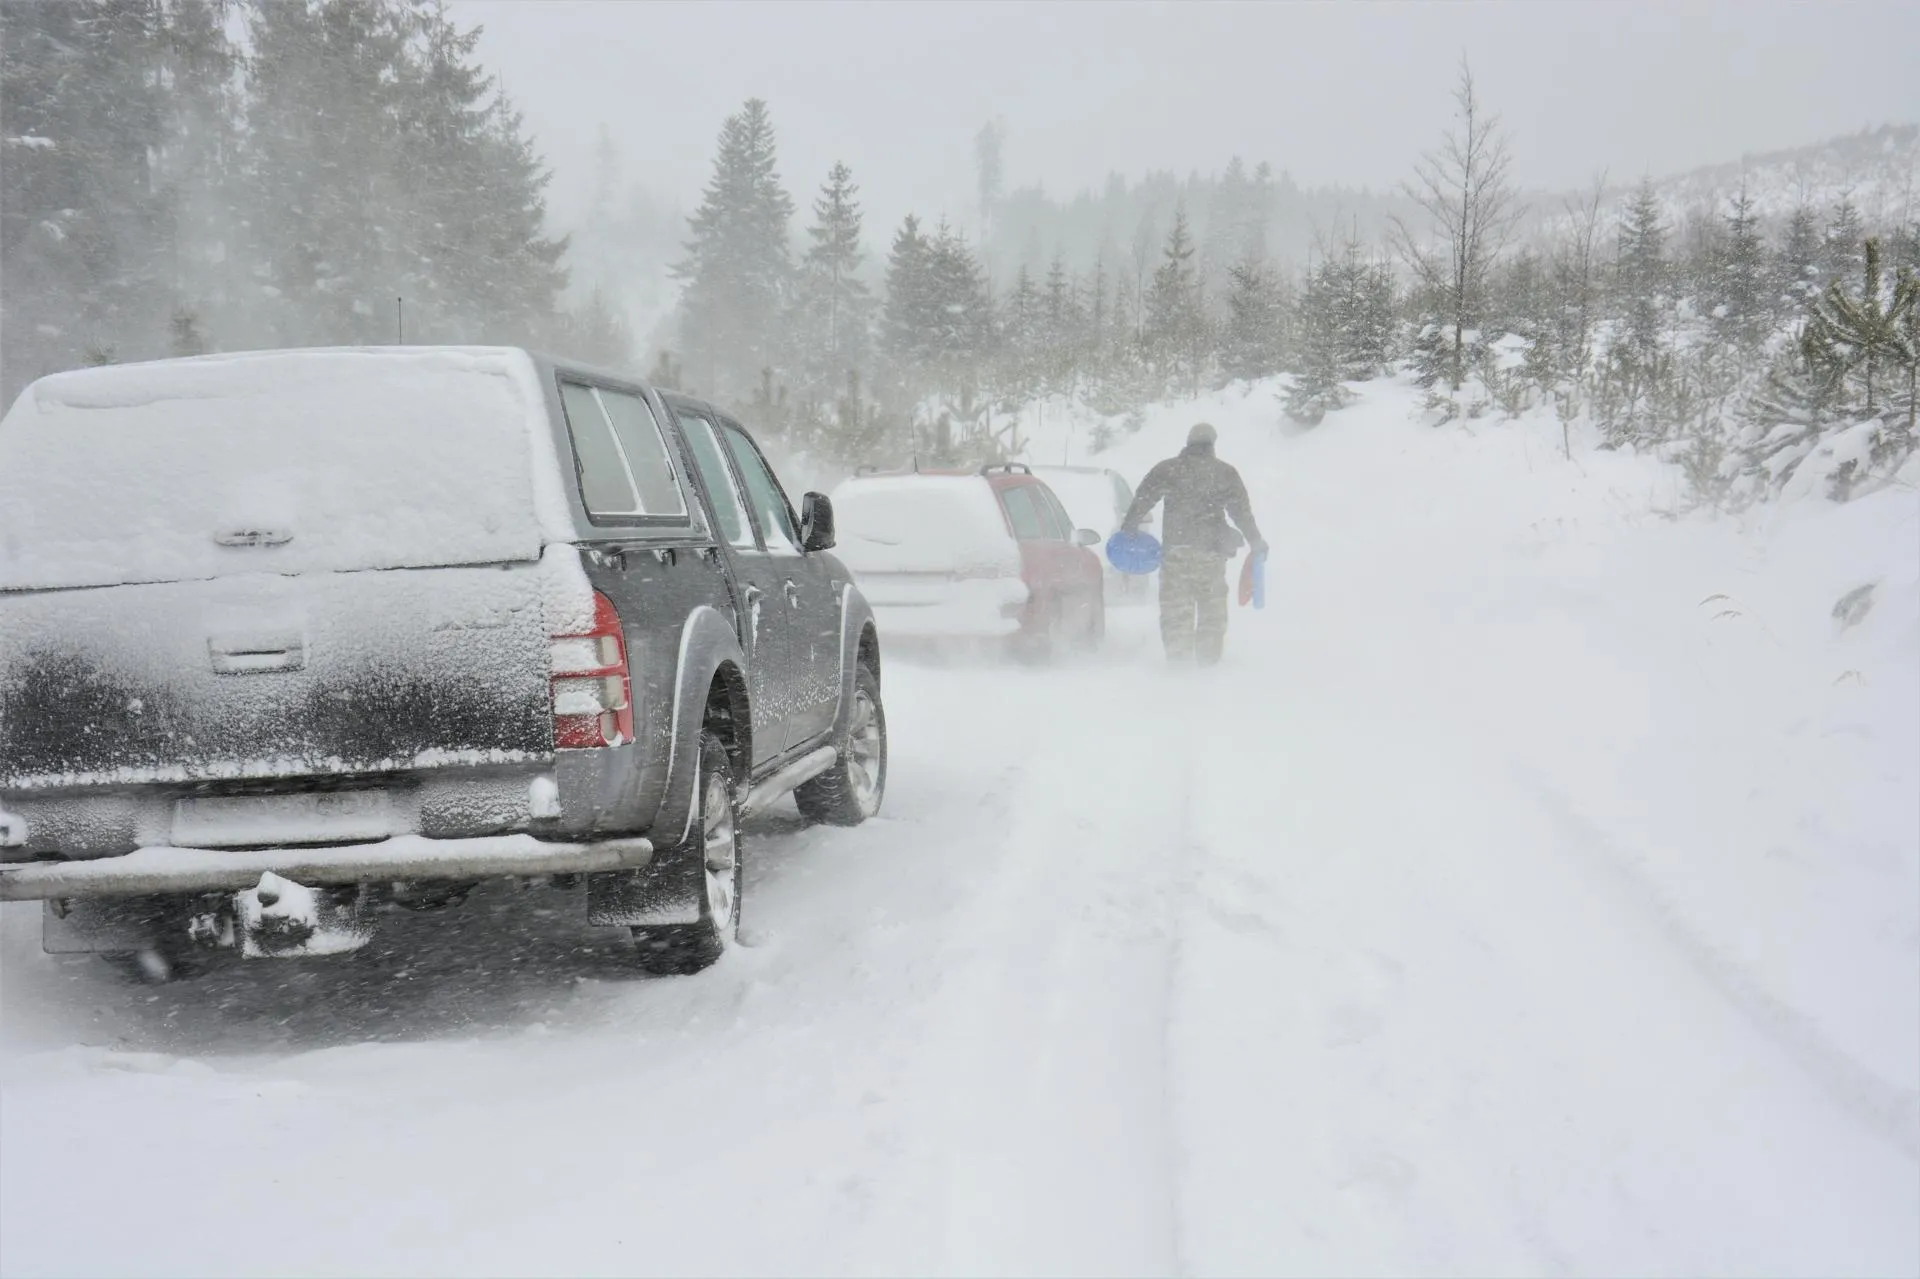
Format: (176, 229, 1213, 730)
(0, 564, 552, 791)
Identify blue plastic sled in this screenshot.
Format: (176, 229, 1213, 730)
(1106, 530, 1162, 575)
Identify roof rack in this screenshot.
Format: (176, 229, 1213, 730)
(980, 461, 1032, 476)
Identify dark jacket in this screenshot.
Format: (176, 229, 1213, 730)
(1122, 441, 1263, 556)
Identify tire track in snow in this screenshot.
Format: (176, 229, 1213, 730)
(893, 666, 1191, 1275)
(1525, 774, 1920, 1163)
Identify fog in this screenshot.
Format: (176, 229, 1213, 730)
(463, 0, 1920, 230)
(3, 3, 1919, 1274)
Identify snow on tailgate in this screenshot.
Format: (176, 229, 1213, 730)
(0, 347, 560, 592)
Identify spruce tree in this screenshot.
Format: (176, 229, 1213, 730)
(1823, 196, 1865, 289)
(2, 0, 174, 395)
(1712, 185, 1770, 349)
(1286, 255, 1349, 424)
(1000, 264, 1044, 398)
(1219, 257, 1283, 384)
(880, 214, 932, 386)
(245, 0, 415, 344)
(921, 220, 992, 398)
(1041, 254, 1084, 392)
(1615, 178, 1669, 358)
(793, 160, 871, 440)
(1778, 204, 1824, 313)
(673, 97, 795, 401)
(799, 161, 869, 369)
(1146, 206, 1207, 395)
(409, 3, 567, 344)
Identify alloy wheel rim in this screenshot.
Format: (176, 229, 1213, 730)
(846, 691, 884, 813)
(703, 769, 737, 935)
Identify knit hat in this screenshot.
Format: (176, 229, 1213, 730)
(1187, 422, 1217, 446)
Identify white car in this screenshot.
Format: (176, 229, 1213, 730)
(829, 464, 1106, 656)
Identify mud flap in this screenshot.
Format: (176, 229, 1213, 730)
(586, 840, 702, 927)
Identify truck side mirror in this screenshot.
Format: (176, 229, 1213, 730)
(1073, 528, 1101, 547)
(800, 492, 836, 552)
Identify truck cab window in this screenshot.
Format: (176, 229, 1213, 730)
(720, 422, 802, 552)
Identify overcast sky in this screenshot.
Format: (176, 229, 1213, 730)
(459, 0, 1920, 232)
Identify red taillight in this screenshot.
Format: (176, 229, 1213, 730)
(551, 591, 633, 749)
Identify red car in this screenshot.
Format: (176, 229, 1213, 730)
(829, 462, 1105, 656)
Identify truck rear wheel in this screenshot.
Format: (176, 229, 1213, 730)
(631, 730, 740, 975)
(795, 664, 886, 826)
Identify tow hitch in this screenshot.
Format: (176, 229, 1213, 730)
(231, 873, 374, 958)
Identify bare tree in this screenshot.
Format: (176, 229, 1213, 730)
(1391, 58, 1524, 390)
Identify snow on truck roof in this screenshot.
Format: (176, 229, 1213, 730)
(0, 347, 581, 592)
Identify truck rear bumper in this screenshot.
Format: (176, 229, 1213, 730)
(0, 833, 653, 901)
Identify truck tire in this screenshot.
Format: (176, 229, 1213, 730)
(631, 730, 740, 975)
(795, 663, 887, 826)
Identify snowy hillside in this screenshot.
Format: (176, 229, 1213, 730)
(3, 377, 1916, 1275)
(1629, 123, 1919, 225)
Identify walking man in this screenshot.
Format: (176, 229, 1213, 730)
(1120, 423, 1266, 666)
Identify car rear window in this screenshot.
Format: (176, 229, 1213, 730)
(1000, 485, 1054, 541)
(0, 350, 550, 592)
(828, 476, 1020, 575)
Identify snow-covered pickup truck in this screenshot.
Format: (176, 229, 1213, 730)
(0, 347, 886, 977)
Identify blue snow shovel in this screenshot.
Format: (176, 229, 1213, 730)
(1106, 529, 1162, 575)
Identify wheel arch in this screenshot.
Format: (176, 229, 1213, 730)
(657, 605, 749, 847)
(835, 584, 881, 737)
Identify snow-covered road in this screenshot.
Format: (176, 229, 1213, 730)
(4, 382, 1916, 1276)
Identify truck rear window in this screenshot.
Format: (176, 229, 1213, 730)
(0, 350, 549, 592)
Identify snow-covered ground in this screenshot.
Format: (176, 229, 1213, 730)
(3, 377, 1916, 1277)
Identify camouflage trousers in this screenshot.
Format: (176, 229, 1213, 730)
(1158, 547, 1230, 665)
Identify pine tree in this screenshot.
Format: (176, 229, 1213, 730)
(1219, 257, 1283, 384)
(1286, 255, 1349, 424)
(1614, 178, 1669, 358)
(673, 97, 795, 402)
(1778, 203, 1824, 313)
(1803, 237, 1918, 421)
(1146, 206, 1207, 395)
(245, 0, 415, 344)
(793, 160, 871, 438)
(2, 0, 175, 396)
(1549, 175, 1607, 394)
(1738, 241, 1918, 498)
(1711, 184, 1770, 349)
(880, 214, 932, 385)
(553, 285, 634, 368)
(799, 161, 869, 369)
(412, 4, 568, 344)
(1041, 253, 1084, 392)
(1823, 196, 1865, 290)
(921, 220, 993, 399)
(1000, 264, 1044, 398)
